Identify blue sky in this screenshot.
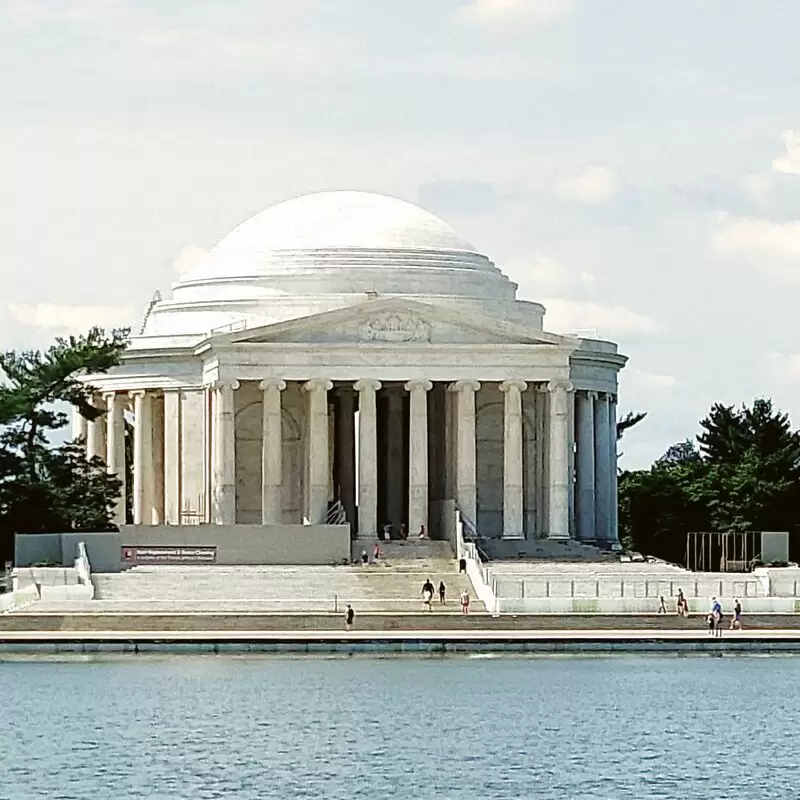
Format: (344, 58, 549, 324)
(1, 0, 799, 468)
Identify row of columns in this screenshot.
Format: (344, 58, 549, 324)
(74, 379, 617, 544)
(575, 391, 618, 544)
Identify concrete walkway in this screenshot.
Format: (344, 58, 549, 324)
(1, 627, 800, 654)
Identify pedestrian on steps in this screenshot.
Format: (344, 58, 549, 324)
(422, 577, 434, 612)
(439, 581, 446, 604)
(460, 589, 470, 614)
(345, 604, 355, 632)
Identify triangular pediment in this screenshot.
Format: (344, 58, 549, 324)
(207, 298, 573, 348)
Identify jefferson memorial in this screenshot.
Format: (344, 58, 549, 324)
(74, 191, 626, 553)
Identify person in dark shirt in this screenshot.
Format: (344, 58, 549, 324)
(438, 581, 446, 604)
(345, 604, 355, 631)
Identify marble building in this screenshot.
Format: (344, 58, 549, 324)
(75, 191, 626, 548)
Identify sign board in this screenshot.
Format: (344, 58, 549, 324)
(121, 546, 217, 565)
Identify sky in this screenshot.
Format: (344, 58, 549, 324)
(1, 0, 799, 469)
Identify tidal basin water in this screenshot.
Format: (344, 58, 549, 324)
(0, 654, 797, 799)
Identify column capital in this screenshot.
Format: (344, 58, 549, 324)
(547, 379, 574, 394)
(499, 379, 527, 394)
(302, 379, 333, 393)
(354, 378, 382, 393)
(259, 378, 287, 392)
(448, 379, 480, 393)
(128, 389, 148, 400)
(586, 390, 599, 401)
(212, 379, 240, 392)
(404, 379, 433, 393)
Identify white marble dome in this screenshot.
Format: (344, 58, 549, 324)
(141, 190, 535, 339)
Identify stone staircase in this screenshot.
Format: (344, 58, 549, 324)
(9, 556, 479, 614)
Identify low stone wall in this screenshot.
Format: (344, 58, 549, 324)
(16, 524, 351, 572)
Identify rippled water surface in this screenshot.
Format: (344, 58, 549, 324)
(0, 654, 797, 799)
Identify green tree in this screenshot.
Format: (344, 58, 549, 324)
(619, 399, 800, 563)
(0, 327, 129, 558)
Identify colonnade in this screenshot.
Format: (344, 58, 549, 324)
(72, 378, 619, 544)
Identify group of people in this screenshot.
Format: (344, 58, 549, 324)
(420, 578, 471, 613)
(657, 590, 744, 633)
(344, 579, 471, 630)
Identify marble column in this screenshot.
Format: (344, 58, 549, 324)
(86, 396, 106, 462)
(163, 389, 182, 525)
(405, 380, 432, 536)
(355, 379, 381, 537)
(71, 406, 88, 449)
(547, 380, 573, 539)
(130, 390, 153, 525)
(105, 392, 126, 525)
(385, 386, 405, 530)
(303, 379, 333, 524)
(336, 386, 356, 527)
(500, 380, 527, 539)
(259, 379, 286, 524)
(594, 393, 611, 543)
(212, 379, 239, 525)
(575, 390, 596, 542)
(608, 394, 619, 547)
(449, 380, 480, 523)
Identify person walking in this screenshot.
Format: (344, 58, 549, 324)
(345, 604, 355, 632)
(373, 541, 382, 561)
(676, 588, 688, 616)
(658, 596, 667, 614)
(460, 589, 470, 614)
(438, 581, 446, 605)
(712, 597, 723, 637)
(730, 598, 742, 630)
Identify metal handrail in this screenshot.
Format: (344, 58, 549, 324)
(326, 500, 347, 525)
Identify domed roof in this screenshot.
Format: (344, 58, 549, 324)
(232, 190, 472, 252)
(183, 191, 480, 282)
(145, 190, 522, 339)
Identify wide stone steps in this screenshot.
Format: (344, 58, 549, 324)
(84, 563, 475, 613)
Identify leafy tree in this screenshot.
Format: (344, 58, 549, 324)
(617, 410, 647, 442)
(620, 398, 800, 563)
(0, 327, 129, 559)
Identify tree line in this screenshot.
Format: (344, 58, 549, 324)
(619, 399, 800, 564)
(0, 328, 128, 560)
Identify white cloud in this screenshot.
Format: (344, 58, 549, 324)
(558, 165, 617, 204)
(772, 130, 800, 176)
(7, 303, 136, 333)
(455, 0, 574, 25)
(173, 245, 209, 275)
(514, 256, 595, 293)
(540, 298, 656, 337)
(766, 351, 800, 381)
(713, 216, 800, 282)
(623, 368, 678, 393)
(743, 173, 772, 204)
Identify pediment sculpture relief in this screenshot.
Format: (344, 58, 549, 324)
(358, 312, 431, 343)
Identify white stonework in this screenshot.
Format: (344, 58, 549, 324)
(83, 190, 626, 551)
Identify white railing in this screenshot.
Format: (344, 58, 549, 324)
(455, 508, 499, 615)
(74, 541, 92, 587)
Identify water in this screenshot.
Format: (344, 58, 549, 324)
(0, 654, 796, 799)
